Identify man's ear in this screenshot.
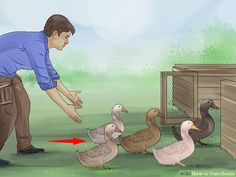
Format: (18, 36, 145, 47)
(52, 31, 59, 39)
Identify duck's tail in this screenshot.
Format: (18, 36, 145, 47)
(76, 150, 89, 167)
(172, 126, 182, 141)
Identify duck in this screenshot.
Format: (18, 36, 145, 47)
(87, 104, 128, 144)
(76, 123, 122, 169)
(153, 120, 200, 167)
(119, 108, 164, 154)
(172, 99, 219, 146)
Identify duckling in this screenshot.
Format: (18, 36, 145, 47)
(153, 121, 200, 167)
(87, 104, 128, 144)
(119, 108, 164, 154)
(76, 123, 122, 169)
(172, 99, 219, 146)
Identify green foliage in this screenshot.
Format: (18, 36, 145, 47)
(20, 20, 236, 87)
(162, 20, 236, 66)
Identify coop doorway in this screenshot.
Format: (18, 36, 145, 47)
(160, 71, 198, 125)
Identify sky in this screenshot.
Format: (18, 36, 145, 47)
(0, 0, 236, 71)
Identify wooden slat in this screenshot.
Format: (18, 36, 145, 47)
(221, 84, 236, 103)
(160, 72, 168, 124)
(199, 77, 236, 88)
(173, 67, 192, 72)
(174, 64, 236, 69)
(198, 88, 220, 99)
(221, 97, 236, 116)
(173, 75, 193, 84)
(172, 97, 193, 117)
(221, 79, 236, 87)
(196, 70, 236, 77)
(173, 77, 193, 93)
(221, 136, 236, 159)
(221, 119, 236, 144)
(173, 65, 236, 77)
(173, 87, 193, 106)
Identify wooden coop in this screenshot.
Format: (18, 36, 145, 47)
(220, 80, 236, 159)
(161, 64, 236, 124)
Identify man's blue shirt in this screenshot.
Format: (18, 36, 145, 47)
(0, 31, 60, 90)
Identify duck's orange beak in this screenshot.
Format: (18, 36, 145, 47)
(191, 124, 200, 131)
(121, 107, 128, 113)
(115, 127, 122, 133)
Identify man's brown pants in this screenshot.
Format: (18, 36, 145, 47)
(0, 75, 31, 151)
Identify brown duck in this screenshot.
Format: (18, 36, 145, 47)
(119, 108, 164, 154)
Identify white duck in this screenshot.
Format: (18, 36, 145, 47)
(153, 121, 200, 167)
(76, 123, 122, 168)
(87, 104, 128, 144)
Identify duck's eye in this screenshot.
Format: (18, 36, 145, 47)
(154, 110, 157, 112)
(112, 125, 114, 127)
(119, 106, 121, 107)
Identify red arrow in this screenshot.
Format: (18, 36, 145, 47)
(48, 137, 86, 145)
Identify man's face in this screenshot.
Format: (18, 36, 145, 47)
(53, 31, 72, 51)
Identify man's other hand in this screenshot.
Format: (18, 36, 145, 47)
(64, 104, 82, 123)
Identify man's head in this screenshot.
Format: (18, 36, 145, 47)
(44, 14, 75, 50)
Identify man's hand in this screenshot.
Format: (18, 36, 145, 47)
(66, 90, 83, 107)
(63, 104, 82, 123)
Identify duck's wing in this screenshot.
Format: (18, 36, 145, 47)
(124, 129, 154, 143)
(88, 125, 105, 135)
(192, 118, 209, 132)
(94, 125, 106, 135)
(87, 125, 107, 144)
(159, 141, 188, 155)
(85, 144, 112, 158)
(193, 118, 209, 129)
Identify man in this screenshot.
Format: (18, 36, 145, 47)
(0, 14, 83, 166)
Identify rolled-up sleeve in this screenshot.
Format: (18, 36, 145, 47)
(45, 52, 60, 80)
(23, 41, 57, 90)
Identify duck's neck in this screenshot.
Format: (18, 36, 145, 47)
(146, 117, 159, 130)
(181, 129, 194, 144)
(200, 105, 215, 133)
(112, 112, 120, 121)
(200, 105, 211, 120)
(105, 132, 116, 146)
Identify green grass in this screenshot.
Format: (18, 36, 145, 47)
(0, 87, 236, 177)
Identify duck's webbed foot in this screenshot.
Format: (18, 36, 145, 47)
(198, 140, 207, 146)
(177, 161, 186, 167)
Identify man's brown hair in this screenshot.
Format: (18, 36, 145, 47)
(44, 14, 75, 37)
